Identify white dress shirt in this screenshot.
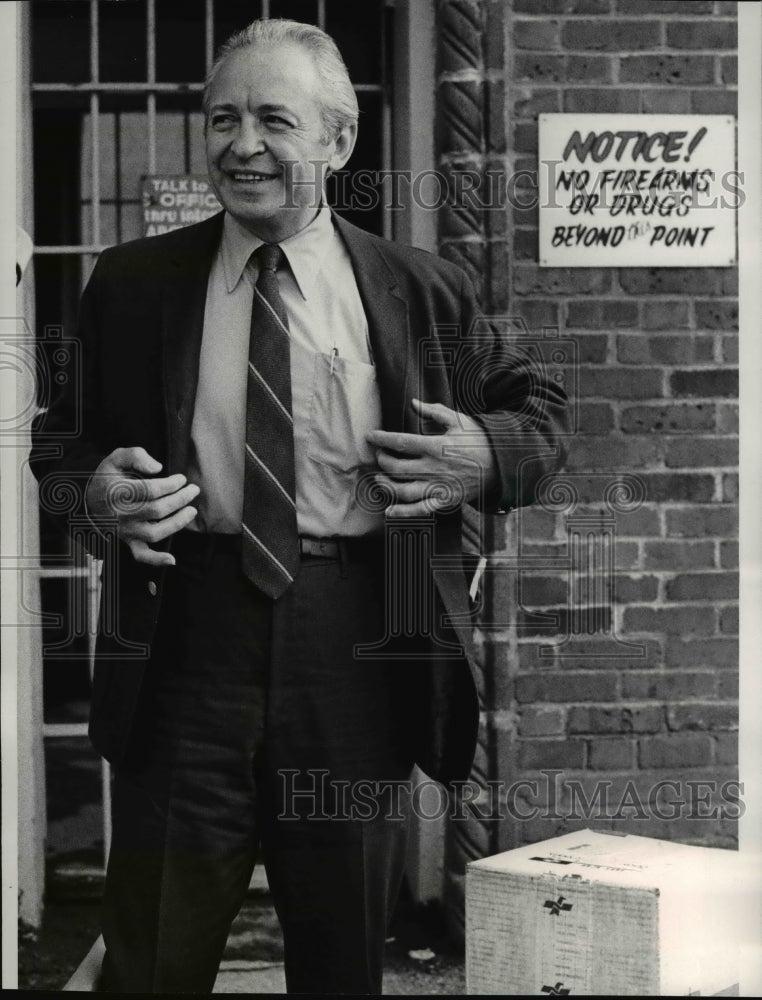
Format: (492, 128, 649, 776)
(186, 207, 385, 537)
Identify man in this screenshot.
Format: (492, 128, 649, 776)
(31, 18, 567, 995)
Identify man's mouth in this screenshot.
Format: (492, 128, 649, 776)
(228, 170, 279, 184)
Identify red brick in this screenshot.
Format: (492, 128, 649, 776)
(512, 202, 538, 228)
(514, 227, 538, 261)
(716, 673, 738, 699)
(719, 606, 738, 634)
(719, 541, 738, 569)
(619, 55, 714, 85)
(665, 21, 736, 48)
(519, 574, 568, 606)
(518, 738, 586, 770)
(583, 367, 663, 399)
(555, 637, 663, 669)
(619, 269, 722, 295)
(513, 121, 539, 153)
(667, 703, 738, 731)
(563, 88, 640, 113)
(618, 508, 663, 538)
(621, 403, 714, 435)
(587, 738, 636, 770)
(513, 88, 560, 118)
(612, 574, 659, 603)
(613, 541, 640, 570)
(617, 0, 713, 11)
(716, 404, 737, 434)
(623, 605, 716, 636)
(695, 301, 738, 331)
(512, 300, 560, 332)
(519, 606, 613, 638)
(514, 506, 557, 540)
(514, 20, 560, 50)
(484, 0, 505, 72)
(664, 336, 714, 364)
(665, 636, 737, 669)
(580, 402, 615, 433)
(714, 2, 738, 13)
(566, 435, 661, 471)
(568, 705, 664, 734)
(621, 671, 717, 700)
(715, 732, 738, 765)
(641, 301, 692, 330)
(665, 437, 738, 468)
(665, 505, 737, 538)
(563, 19, 660, 50)
(722, 337, 738, 365)
(722, 473, 738, 502)
(640, 88, 692, 114)
(638, 474, 714, 503)
(566, 300, 638, 328)
(566, 54, 613, 82)
(643, 540, 715, 570)
(515, 53, 565, 82)
(720, 55, 737, 85)
(513, 0, 612, 11)
(515, 671, 619, 703)
(569, 0, 612, 10)
(691, 90, 737, 115)
(565, 332, 608, 363)
(618, 335, 712, 365)
(639, 733, 713, 769)
(519, 706, 567, 737)
(665, 572, 737, 601)
(670, 370, 738, 399)
(514, 266, 611, 295)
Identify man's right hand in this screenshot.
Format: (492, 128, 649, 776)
(85, 447, 200, 566)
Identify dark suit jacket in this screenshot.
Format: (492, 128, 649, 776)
(30, 211, 568, 784)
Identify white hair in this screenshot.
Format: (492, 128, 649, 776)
(202, 18, 359, 142)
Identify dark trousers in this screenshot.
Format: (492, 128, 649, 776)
(100, 533, 420, 994)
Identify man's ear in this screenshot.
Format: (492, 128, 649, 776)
(328, 123, 357, 173)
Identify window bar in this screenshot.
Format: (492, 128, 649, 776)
(262, 0, 271, 20)
(381, 4, 392, 241)
(32, 82, 205, 93)
(317, 0, 326, 31)
(90, 1, 101, 261)
(205, 0, 214, 75)
(147, 0, 157, 175)
(115, 112, 123, 244)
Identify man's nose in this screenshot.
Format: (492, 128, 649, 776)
(230, 120, 266, 160)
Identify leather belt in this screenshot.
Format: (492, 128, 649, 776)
(298, 537, 340, 559)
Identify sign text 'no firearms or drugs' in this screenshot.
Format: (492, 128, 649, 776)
(539, 114, 737, 268)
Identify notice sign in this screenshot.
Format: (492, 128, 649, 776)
(538, 114, 737, 267)
(142, 174, 221, 236)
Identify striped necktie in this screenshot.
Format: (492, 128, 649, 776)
(241, 243, 299, 598)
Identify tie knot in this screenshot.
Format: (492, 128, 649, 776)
(256, 243, 284, 273)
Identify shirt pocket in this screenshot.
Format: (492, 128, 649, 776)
(307, 352, 382, 474)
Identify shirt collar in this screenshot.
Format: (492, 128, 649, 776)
(220, 206, 335, 300)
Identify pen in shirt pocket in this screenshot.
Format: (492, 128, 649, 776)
(330, 346, 338, 374)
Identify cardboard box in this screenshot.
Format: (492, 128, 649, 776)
(466, 829, 742, 996)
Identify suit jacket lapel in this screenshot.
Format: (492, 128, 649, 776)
(333, 215, 410, 432)
(161, 212, 224, 475)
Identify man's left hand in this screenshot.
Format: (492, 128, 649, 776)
(366, 398, 498, 518)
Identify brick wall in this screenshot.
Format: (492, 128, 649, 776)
(485, 0, 738, 848)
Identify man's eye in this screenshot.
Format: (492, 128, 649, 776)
(211, 114, 235, 129)
(264, 115, 291, 128)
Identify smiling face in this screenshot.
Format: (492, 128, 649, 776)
(205, 42, 356, 243)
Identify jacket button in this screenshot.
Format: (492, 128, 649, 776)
(147, 580, 158, 596)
